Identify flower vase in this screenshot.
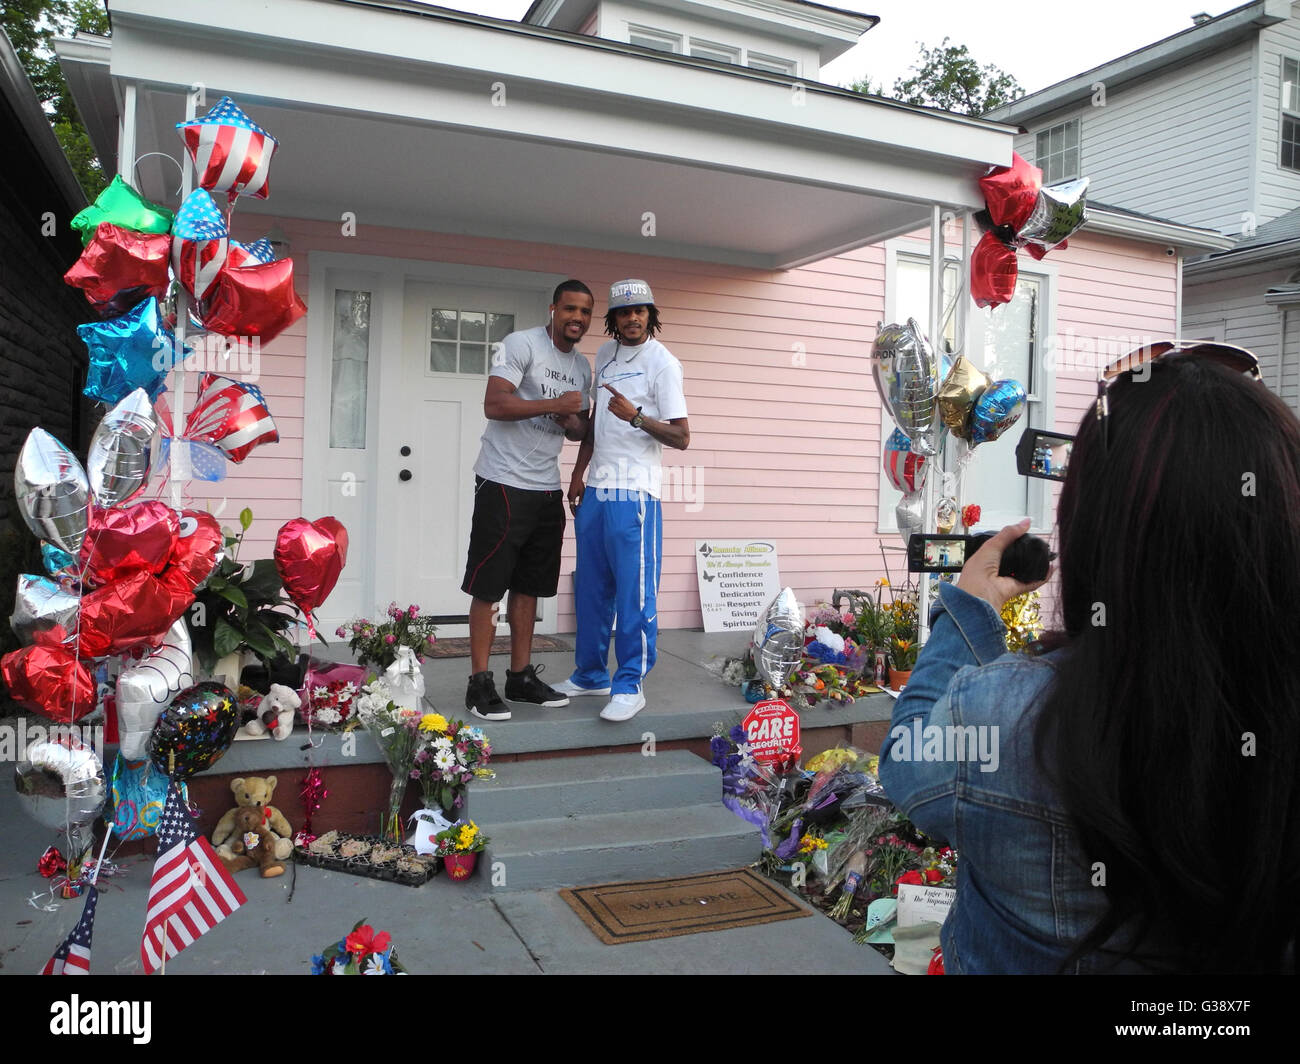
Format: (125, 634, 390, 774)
(443, 852, 478, 881)
(382, 775, 407, 844)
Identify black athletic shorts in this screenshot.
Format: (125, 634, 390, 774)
(461, 476, 566, 601)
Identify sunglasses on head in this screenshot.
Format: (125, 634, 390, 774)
(1016, 341, 1262, 480)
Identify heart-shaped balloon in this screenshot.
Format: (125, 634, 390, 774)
(274, 517, 348, 618)
(169, 510, 223, 590)
(78, 569, 193, 659)
(0, 644, 97, 723)
(79, 501, 179, 588)
(882, 427, 928, 493)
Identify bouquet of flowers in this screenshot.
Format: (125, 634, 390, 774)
(412, 714, 493, 815)
(709, 721, 797, 848)
(355, 679, 425, 841)
(336, 602, 438, 672)
(433, 820, 489, 857)
(300, 678, 360, 730)
(311, 919, 407, 975)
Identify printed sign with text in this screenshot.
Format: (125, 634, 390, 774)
(696, 540, 781, 634)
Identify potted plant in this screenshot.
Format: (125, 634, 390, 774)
(185, 508, 302, 685)
(435, 820, 489, 881)
(889, 636, 920, 691)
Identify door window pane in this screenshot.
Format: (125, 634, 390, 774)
(330, 290, 370, 449)
(428, 308, 515, 375)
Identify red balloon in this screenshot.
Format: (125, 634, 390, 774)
(63, 223, 171, 317)
(201, 258, 306, 343)
(78, 569, 193, 659)
(1, 645, 97, 723)
(979, 152, 1042, 234)
(274, 517, 348, 617)
(970, 232, 1021, 310)
(170, 509, 223, 589)
(78, 501, 179, 588)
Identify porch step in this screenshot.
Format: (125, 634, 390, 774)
(471, 750, 718, 822)
(483, 803, 760, 892)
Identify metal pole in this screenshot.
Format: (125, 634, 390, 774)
(118, 83, 137, 181)
(920, 205, 943, 644)
(170, 90, 198, 510)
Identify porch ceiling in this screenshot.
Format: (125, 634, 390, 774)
(62, 0, 1017, 269)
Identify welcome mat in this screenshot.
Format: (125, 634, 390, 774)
(560, 868, 811, 945)
(428, 635, 571, 659)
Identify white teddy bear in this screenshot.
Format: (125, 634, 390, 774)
(237, 683, 301, 741)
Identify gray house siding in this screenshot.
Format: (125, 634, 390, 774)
(1014, 41, 1257, 236)
(1256, 5, 1300, 226)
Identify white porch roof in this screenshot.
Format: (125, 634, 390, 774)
(59, 0, 1017, 269)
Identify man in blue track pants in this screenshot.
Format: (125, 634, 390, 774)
(556, 279, 690, 722)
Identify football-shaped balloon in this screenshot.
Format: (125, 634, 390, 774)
(274, 517, 348, 618)
(148, 681, 240, 780)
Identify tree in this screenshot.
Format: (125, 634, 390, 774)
(849, 37, 1024, 117)
(1, 0, 111, 198)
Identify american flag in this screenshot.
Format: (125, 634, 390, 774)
(177, 96, 278, 203)
(183, 373, 279, 463)
(171, 189, 229, 302)
(227, 238, 275, 268)
(140, 782, 245, 975)
(40, 885, 97, 975)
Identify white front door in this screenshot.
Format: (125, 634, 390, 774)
(375, 280, 550, 630)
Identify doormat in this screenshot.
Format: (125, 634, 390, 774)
(428, 635, 571, 659)
(559, 868, 811, 945)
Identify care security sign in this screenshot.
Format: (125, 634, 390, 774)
(696, 540, 781, 634)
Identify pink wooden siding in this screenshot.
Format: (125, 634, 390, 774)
(178, 218, 1176, 633)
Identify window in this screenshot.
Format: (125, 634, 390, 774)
(1035, 118, 1080, 184)
(330, 290, 370, 448)
(428, 308, 514, 376)
(1282, 57, 1300, 171)
(690, 38, 740, 65)
(880, 255, 1051, 534)
(628, 25, 681, 53)
(747, 51, 797, 76)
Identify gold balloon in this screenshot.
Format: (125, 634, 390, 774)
(936, 496, 958, 534)
(937, 356, 991, 440)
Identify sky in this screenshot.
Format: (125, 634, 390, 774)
(433, 0, 1249, 94)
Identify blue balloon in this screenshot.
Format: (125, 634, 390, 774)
(41, 542, 76, 577)
(970, 379, 1027, 445)
(78, 297, 182, 406)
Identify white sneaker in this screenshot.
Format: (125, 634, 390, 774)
(552, 678, 612, 697)
(599, 692, 646, 722)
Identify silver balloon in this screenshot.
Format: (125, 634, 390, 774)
(872, 319, 940, 456)
(87, 388, 159, 506)
(10, 575, 79, 646)
(14, 428, 91, 554)
(896, 490, 924, 546)
(1019, 177, 1089, 254)
(751, 586, 805, 689)
(15, 733, 106, 833)
(116, 619, 195, 761)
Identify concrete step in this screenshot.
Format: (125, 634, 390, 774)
(471, 750, 719, 822)
(484, 803, 761, 891)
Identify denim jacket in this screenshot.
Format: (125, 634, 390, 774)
(878, 583, 1118, 975)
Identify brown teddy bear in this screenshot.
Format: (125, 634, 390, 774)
(212, 776, 294, 862)
(219, 807, 285, 877)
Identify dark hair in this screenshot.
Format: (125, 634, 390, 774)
(604, 304, 662, 339)
(1038, 356, 1300, 972)
(551, 279, 593, 306)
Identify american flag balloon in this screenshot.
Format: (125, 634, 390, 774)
(227, 238, 275, 269)
(183, 373, 279, 463)
(171, 190, 229, 302)
(883, 426, 928, 494)
(177, 96, 278, 203)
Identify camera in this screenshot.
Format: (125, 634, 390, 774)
(906, 531, 1054, 582)
(1016, 427, 1074, 482)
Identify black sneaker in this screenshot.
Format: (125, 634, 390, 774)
(504, 663, 571, 708)
(466, 671, 511, 721)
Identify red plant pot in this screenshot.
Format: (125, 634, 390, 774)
(443, 852, 478, 881)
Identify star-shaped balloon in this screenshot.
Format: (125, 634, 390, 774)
(65, 223, 172, 317)
(70, 175, 175, 245)
(78, 296, 182, 406)
(227, 238, 276, 268)
(201, 257, 306, 343)
(177, 96, 278, 203)
(171, 189, 230, 302)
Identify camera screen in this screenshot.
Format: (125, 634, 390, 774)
(1017, 428, 1074, 481)
(923, 538, 966, 568)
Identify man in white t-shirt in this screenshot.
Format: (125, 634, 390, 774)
(461, 280, 594, 721)
(553, 279, 690, 722)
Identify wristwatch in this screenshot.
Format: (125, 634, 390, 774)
(630, 407, 644, 429)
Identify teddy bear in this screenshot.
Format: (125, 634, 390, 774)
(236, 683, 300, 741)
(218, 807, 285, 878)
(212, 776, 294, 861)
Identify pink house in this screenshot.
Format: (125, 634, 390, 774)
(57, 0, 1229, 637)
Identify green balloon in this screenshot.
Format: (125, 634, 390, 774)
(71, 175, 176, 245)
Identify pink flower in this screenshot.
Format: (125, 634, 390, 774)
(426, 634, 436, 645)
(385, 634, 396, 644)
(335, 626, 346, 638)
(408, 605, 419, 618)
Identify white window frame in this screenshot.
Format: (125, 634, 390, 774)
(876, 243, 1057, 538)
(1034, 118, 1081, 184)
(747, 51, 798, 76)
(627, 24, 682, 53)
(689, 37, 741, 65)
(1281, 56, 1300, 172)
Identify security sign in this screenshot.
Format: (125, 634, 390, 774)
(743, 699, 801, 765)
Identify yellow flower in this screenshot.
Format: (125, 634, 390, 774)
(457, 823, 478, 850)
(419, 712, 448, 734)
